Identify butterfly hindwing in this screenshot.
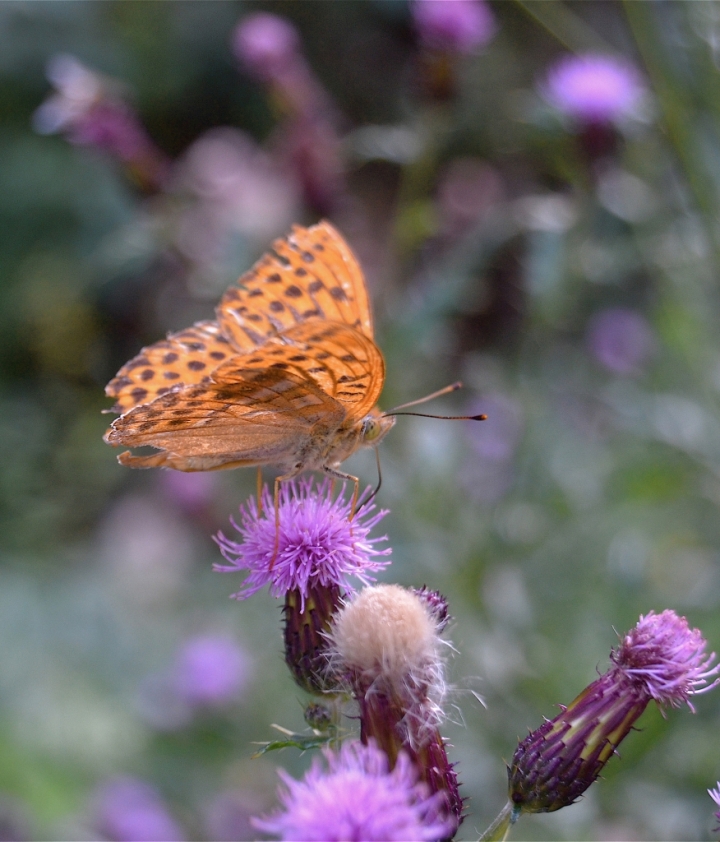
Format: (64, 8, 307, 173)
(105, 367, 346, 469)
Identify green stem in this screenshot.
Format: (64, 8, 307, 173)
(478, 801, 519, 842)
(511, 0, 615, 53)
(623, 0, 720, 270)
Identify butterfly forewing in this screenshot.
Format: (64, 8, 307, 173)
(217, 221, 373, 352)
(105, 320, 232, 413)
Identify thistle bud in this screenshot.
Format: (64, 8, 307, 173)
(328, 584, 463, 830)
(508, 610, 720, 814)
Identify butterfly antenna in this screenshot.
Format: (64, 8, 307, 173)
(387, 411, 487, 420)
(383, 381, 487, 422)
(385, 381, 463, 413)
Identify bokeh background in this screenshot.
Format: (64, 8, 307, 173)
(2, 1, 720, 839)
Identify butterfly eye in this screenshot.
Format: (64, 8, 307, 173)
(361, 416, 382, 442)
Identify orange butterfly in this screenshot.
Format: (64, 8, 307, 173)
(104, 221, 396, 509)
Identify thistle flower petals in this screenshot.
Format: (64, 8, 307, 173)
(214, 479, 390, 606)
(709, 782, 720, 832)
(612, 610, 720, 709)
(253, 740, 453, 841)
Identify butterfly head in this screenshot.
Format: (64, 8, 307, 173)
(360, 408, 396, 447)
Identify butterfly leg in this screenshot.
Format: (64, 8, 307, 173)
(322, 466, 360, 520)
(268, 469, 303, 571)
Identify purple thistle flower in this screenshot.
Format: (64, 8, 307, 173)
(214, 478, 390, 608)
(508, 609, 719, 814)
(253, 740, 454, 841)
(612, 609, 720, 710)
(541, 53, 645, 125)
(91, 776, 185, 842)
(412, 0, 496, 54)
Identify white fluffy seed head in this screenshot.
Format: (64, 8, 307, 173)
(329, 584, 442, 689)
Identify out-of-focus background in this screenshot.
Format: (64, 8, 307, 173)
(2, 1, 720, 839)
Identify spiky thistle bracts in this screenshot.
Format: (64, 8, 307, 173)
(508, 609, 720, 815)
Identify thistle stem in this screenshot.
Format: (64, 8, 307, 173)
(478, 801, 518, 842)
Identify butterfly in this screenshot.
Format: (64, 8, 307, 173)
(103, 221, 396, 511)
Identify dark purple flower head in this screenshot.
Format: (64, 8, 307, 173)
(91, 776, 185, 842)
(253, 740, 453, 841)
(542, 53, 645, 125)
(412, 0, 496, 54)
(612, 609, 720, 710)
(214, 479, 390, 607)
(587, 307, 656, 376)
(173, 634, 250, 707)
(232, 12, 301, 82)
(412, 585, 451, 633)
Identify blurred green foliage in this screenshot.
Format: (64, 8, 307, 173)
(2, 1, 720, 839)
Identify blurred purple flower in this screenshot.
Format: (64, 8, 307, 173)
(159, 471, 217, 516)
(412, 0, 496, 54)
(461, 393, 523, 503)
(253, 740, 454, 841)
(136, 634, 250, 730)
(437, 158, 505, 238)
(541, 53, 645, 124)
(33, 54, 169, 189)
(204, 791, 268, 842)
(171, 128, 300, 282)
(232, 12, 301, 82)
(231, 11, 322, 117)
(92, 777, 184, 842)
(214, 478, 390, 608)
(587, 307, 656, 376)
(173, 634, 250, 707)
(231, 14, 345, 214)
